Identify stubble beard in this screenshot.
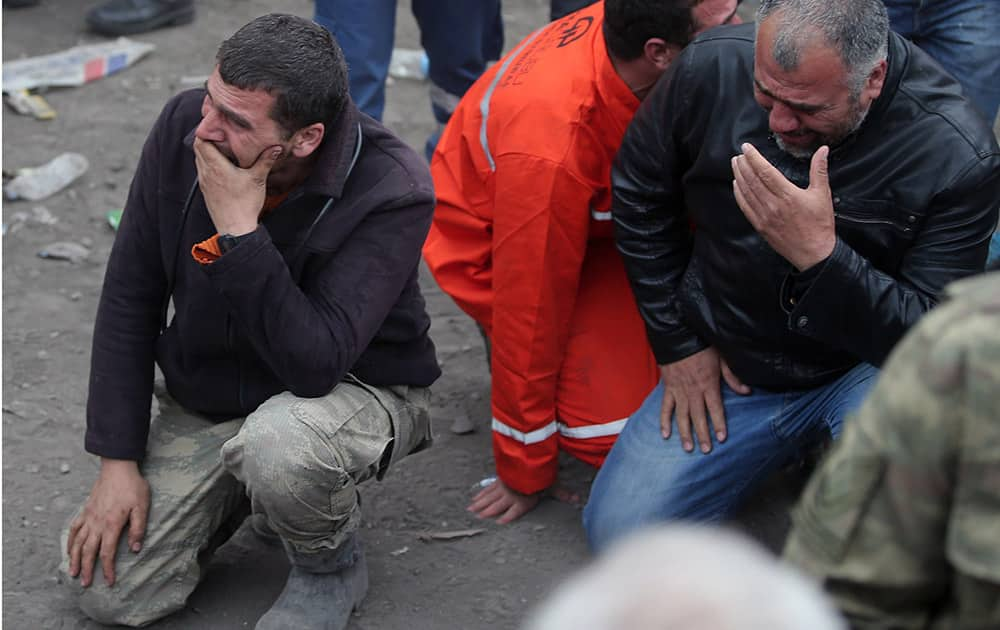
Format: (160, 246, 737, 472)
(775, 97, 870, 160)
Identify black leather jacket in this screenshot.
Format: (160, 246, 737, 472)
(612, 24, 999, 390)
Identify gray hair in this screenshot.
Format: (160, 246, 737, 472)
(525, 525, 846, 630)
(756, 0, 889, 96)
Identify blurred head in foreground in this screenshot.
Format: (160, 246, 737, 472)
(525, 525, 844, 630)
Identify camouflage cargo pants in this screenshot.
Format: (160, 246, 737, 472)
(61, 376, 432, 627)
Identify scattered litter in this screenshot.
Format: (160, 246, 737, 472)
(37, 241, 90, 263)
(31, 206, 58, 225)
(389, 546, 410, 556)
(477, 476, 497, 489)
(388, 48, 428, 81)
(2, 37, 155, 93)
(4, 153, 89, 201)
(4, 206, 58, 235)
(4, 89, 55, 120)
(59, 463, 71, 474)
(2, 405, 25, 419)
(449, 411, 475, 435)
(107, 209, 123, 231)
(70, 291, 83, 301)
(417, 528, 485, 542)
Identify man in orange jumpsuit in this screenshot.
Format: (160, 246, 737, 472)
(423, 0, 743, 523)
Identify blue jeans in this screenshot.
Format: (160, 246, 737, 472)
(583, 363, 879, 552)
(314, 0, 503, 157)
(989, 229, 1000, 268)
(885, 0, 1000, 124)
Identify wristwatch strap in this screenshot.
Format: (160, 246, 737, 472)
(217, 231, 252, 254)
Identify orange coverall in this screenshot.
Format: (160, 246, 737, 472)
(423, 2, 658, 495)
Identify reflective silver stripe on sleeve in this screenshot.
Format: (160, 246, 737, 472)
(492, 417, 558, 444)
(591, 209, 612, 221)
(479, 27, 545, 172)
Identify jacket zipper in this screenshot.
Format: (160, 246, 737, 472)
(833, 212, 908, 230)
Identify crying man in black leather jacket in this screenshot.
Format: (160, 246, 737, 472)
(583, 0, 999, 551)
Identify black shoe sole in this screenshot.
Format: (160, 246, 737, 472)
(87, 6, 194, 36)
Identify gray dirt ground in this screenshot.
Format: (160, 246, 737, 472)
(2, 1, 835, 628)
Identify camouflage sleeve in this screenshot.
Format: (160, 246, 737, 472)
(784, 272, 1000, 630)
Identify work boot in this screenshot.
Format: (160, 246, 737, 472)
(256, 534, 369, 630)
(86, 0, 194, 36)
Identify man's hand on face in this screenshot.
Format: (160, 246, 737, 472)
(659, 347, 750, 454)
(193, 137, 283, 236)
(67, 458, 150, 588)
(731, 143, 837, 271)
(468, 478, 541, 524)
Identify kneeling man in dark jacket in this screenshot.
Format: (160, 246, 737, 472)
(584, 0, 999, 550)
(61, 14, 440, 629)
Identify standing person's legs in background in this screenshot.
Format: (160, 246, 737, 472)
(412, 0, 503, 159)
(314, 0, 397, 121)
(884, 0, 1000, 124)
(550, 0, 597, 21)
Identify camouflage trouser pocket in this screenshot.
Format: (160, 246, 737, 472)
(342, 374, 432, 476)
(790, 452, 886, 563)
(221, 378, 431, 554)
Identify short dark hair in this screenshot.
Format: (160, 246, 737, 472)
(603, 0, 703, 61)
(216, 13, 349, 135)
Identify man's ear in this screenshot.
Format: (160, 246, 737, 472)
(861, 60, 887, 106)
(643, 37, 678, 71)
(289, 123, 325, 158)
